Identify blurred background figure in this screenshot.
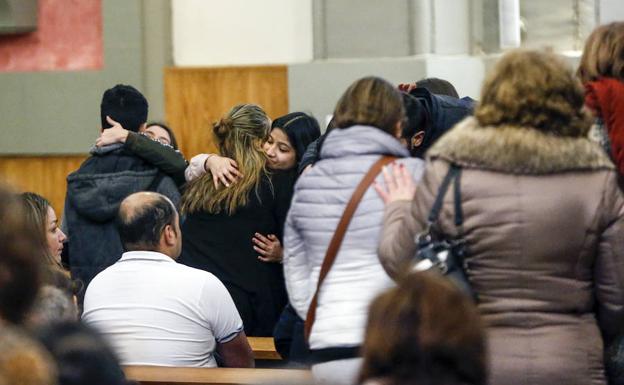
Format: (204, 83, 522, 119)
(359, 272, 487, 385)
(578, 22, 624, 176)
(0, 326, 57, 385)
(38, 322, 134, 385)
(0, 184, 42, 326)
(27, 286, 78, 331)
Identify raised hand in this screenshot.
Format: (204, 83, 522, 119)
(95, 116, 129, 147)
(374, 162, 416, 204)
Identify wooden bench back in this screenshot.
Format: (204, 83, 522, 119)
(123, 366, 312, 385)
(247, 337, 281, 360)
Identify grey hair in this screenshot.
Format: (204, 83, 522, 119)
(28, 286, 77, 330)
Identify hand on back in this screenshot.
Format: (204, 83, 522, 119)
(252, 233, 283, 263)
(95, 116, 129, 147)
(374, 162, 417, 204)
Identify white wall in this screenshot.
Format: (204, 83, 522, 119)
(600, 0, 624, 23)
(432, 0, 471, 54)
(172, 0, 313, 66)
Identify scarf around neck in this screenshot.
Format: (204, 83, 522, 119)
(585, 78, 624, 175)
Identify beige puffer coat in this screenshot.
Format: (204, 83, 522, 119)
(378, 117, 624, 385)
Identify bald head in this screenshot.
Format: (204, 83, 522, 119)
(116, 192, 178, 253)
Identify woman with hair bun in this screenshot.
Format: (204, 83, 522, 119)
(179, 104, 295, 337)
(185, 111, 321, 263)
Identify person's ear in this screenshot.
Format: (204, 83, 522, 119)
(163, 224, 176, 247)
(394, 120, 404, 139)
(411, 131, 425, 148)
(139, 123, 147, 132)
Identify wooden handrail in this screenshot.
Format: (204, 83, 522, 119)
(123, 365, 312, 385)
(247, 337, 281, 360)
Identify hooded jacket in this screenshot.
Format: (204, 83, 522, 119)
(379, 117, 624, 385)
(283, 125, 425, 351)
(408, 87, 475, 156)
(65, 144, 180, 292)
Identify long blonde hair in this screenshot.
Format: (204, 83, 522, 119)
(182, 104, 271, 215)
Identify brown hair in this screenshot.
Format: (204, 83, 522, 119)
(475, 49, 591, 137)
(333, 76, 405, 136)
(0, 184, 41, 324)
(577, 22, 624, 84)
(0, 326, 57, 385)
(20, 193, 61, 268)
(359, 272, 487, 385)
(181, 104, 271, 215)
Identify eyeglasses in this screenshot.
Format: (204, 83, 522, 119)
(141, 132, 173, 148)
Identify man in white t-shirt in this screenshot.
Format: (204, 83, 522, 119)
(82, 192, 253, 368)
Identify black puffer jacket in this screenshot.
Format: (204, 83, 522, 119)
(64, 144, 180, 295)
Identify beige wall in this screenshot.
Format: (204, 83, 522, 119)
(172, 0, 313, 66)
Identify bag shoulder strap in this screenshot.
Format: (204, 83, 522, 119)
(427, 163, 463, 230)
(304, 155, 397, 341)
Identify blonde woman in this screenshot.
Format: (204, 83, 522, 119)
(179, 104, 294, 337)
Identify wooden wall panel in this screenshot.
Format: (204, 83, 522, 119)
(164, 66, 289, 159)
(0, 156, 87, 216)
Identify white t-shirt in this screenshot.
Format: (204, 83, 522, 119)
(82, 251, 243, 367)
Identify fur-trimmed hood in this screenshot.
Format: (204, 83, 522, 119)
(427, 117, 614, 174)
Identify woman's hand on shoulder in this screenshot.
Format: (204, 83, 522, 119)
(185, 153, 242, 188)
(95, 116, 129, 147)
(205, 154, 242, 188)
(252, 233, 283, 263)
(374, 162, 416, 204)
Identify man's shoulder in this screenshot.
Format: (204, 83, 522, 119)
(172, 263, 224, 287)
(88, 259, 220, 293)
(74, 148, 154, 175)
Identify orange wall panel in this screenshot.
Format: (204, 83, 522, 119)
(164, 66, 289, 159)
(0, 156, 86, 215)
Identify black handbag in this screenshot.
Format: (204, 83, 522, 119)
(411, 164, 475, 299)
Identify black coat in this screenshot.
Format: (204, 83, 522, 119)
(179, 170, 295, 336)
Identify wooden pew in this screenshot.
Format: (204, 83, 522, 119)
(124, 365, 312, 385)
(248, 337, 281, 360)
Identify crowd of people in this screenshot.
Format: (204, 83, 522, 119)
(0, 21, 623, 385)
